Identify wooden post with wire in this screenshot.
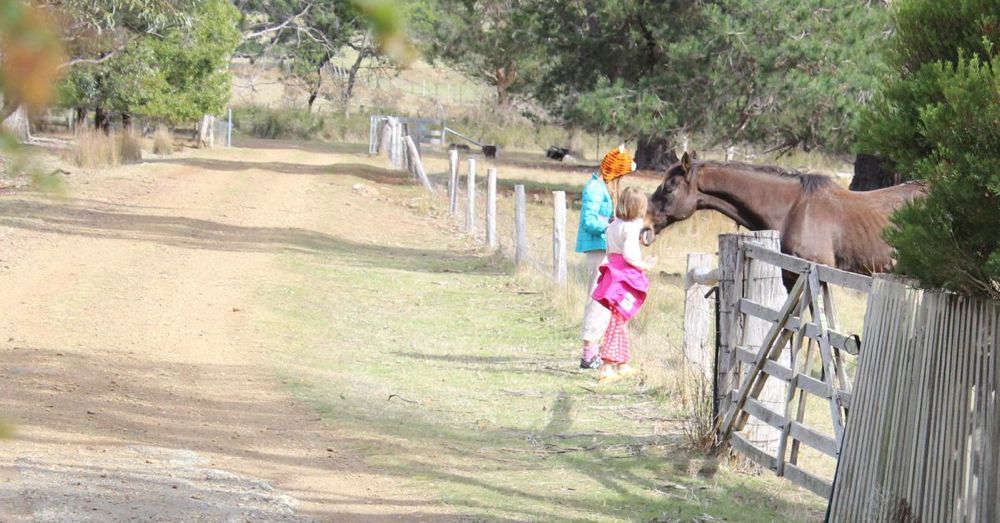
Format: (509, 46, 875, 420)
(487, 168, 498, 248)
(448, 149, 459, 216)
(684, 253, 718, 376)
(466, 158, 477, 234)
(552, 191, 567, 285)
(514, 184, 526, 269)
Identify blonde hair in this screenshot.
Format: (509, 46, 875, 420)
(615, 186, 648, 221)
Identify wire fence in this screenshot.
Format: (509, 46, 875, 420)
(333, 66, 492, 106)
(414, 148, 697, 383)
(373, 126, 708, 391)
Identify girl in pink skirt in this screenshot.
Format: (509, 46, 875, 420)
(591, 186, 656, 382)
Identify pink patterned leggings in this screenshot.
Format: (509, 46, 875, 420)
(600, 310, 631, 364)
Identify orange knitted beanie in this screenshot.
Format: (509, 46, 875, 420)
(600, 145, 636, 182)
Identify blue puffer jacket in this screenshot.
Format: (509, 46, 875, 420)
(575, 172, 613, 253)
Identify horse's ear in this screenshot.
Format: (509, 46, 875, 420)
(681, 151, 692, 172)
(682, 150, 697, 182)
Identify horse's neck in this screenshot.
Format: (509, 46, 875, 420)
(695, 166, 802, 231)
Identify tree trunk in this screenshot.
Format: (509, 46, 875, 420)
(307, 85, 320, 111)
(2, 105, 31, 142)
(307, 57, 329, 112)
(634, 135, 679, 171)
(94, 106, 111, 134)
(74, 107, 87, 131)
(198, 115, 215, 148)
(341, 48, 370, 115)
(494, 65, 517, 107)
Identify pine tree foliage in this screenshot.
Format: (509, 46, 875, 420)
(409, 0, 892, 162)
(859, 0, 1000, 298)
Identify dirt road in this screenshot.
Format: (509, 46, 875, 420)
(0, 140, 823, 522)
(0, 142, 454, 521)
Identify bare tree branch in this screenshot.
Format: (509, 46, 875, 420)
(59, 51, 119, 70)
(242, 3, 312, 40)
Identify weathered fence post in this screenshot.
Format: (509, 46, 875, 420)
(403, 135, 435, 194)
(369, 115, 377, 155)
(552, 191, 567, 285)
(718, 231, 788, 458)
(448, 149, 459, 216)
(717, 235, 740, 416)
(684, 253, 718, 376)
(379, 118, 391, 158)
(401, 123, 411, 172)
(389, 118, 404, 170)
(466, 158, 477, 234)
(486, 168, 498, 248)
(514, 185, 527, 269)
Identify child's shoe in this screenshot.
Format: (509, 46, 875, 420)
(598, 364, 619, 382)
(579, 357, 601, 370)
(616, 364, 637, 378)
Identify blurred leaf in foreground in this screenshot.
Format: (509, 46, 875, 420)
(0, 0, 63, 113)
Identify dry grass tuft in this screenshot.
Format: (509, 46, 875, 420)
(72, 130, 118, 168)
(72, 130, 146, 168)
(119, 131, 143, 163)
(153, 125, 174, 155)
(677, 367, 717, 451)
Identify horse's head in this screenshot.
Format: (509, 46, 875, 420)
(641, 151, 699, 245)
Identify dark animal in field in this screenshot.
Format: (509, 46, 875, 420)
(642, 151, 927, 275)
(546, 146, 570, 161)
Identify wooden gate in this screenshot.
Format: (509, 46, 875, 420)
(714, 233, 872, 497)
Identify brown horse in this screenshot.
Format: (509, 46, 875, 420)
(642, 151, 927, 274)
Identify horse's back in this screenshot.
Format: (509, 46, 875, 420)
(853, 181, 927, 204)
(783, 184, 911, 273)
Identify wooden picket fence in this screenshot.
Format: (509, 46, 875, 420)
(828, 276, 1000, 522)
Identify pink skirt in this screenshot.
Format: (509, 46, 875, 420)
(591, 254, 649, 320)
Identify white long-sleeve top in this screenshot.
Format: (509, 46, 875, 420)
(605, 218, 646, 269)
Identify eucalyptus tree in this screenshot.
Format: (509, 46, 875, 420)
(237, 0, 404, 111)
(54, 0, 239, 129)
(410, 0, 545, 108)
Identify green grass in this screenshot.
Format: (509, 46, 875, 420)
(248, 195, 824, 521)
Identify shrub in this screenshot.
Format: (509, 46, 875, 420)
(153, 125, 174, 155)
(857, 0, 1000, 298)
(72, 130, 118, 168)
(232, 105, 330, 140)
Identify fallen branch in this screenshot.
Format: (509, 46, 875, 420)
(387, 393, 420, 405)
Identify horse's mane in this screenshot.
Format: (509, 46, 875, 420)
(700, 160, 835, 195)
